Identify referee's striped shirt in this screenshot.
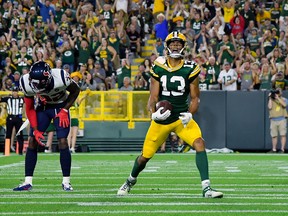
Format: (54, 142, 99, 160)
(0, 96, 24, 116)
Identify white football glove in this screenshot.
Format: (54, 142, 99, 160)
(151, 107, 171, 121)
(179, 112, 193, 126)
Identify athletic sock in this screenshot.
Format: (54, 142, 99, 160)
(196, 151, 209, 181)
(25, 148, 38, 176)
(62, 176, 71, 185)
(60, 147, 71, 177)
(131, 156, 146, 178)
(201, 179, 210, 190)
(24, 176, 33, 185)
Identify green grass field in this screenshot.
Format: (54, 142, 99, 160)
(0, 153, 288, 216)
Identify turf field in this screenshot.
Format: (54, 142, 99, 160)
(0, 153, 288, 216)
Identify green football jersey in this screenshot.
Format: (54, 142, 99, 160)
(149, 57, 200, 125)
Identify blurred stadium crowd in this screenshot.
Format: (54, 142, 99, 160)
(0, 0, 287, 93)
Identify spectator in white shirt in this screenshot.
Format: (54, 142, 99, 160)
(217, 61, 238, 91)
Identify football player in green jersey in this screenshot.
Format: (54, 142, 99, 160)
(117, 31, 223, 198)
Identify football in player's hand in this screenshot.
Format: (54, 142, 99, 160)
(156, 100, 173, 114)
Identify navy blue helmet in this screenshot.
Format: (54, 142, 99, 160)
(29, 61, 52, 91)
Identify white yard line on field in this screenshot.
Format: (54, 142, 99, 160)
(0, 201, 288, 206)
(1, 210, 288, 215)
(1, 194, 288, 199)
(0, 162, 24, 169)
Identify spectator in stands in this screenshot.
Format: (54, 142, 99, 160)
(133, 64, 149, 91)
(280, 0, 288, 28)
(115, 0, 128, 20)
(95, 38, 117, 73)
(93, 61, 106, 90)
(68, 90, 89, 154)
(218, 61, 238, 91)
(181, 21, 195, 51)
(139, 5, 153, 38)
(246, 27, 261, 55)
(115, 20, 130, 59)
(87, 57, 95, 72)
(268, 48, 285, 63)
(285, 57, 288, 79)
(71, 71, 83, 89)
(55, 59, 62, 69)
(230, 11, 245, 37)
(119, 77, 133, 91)
(251, 63, 261, 90)
(54, 3, 65, 24)
(27, 7, 37, 27)
(261, 29, 277, 56)
(244, 20, 257, 39)
(216, 33, 235, 65)
(56, 39, 76, 73)
(95, 0, 117, 28)
(12, 71, 21, 88)
(14, 46, 33, 73)
(206, 14, 225, 56)
(256, 5, 271, 28)
(272, 71, 288, 90)
(153, 38, 165, 57)
(268, 88, 287, 153)
(236, 60, 255, 91)
(4, 57, 16, 74)
(194, 21, 210, 51)
(202, 56, 221, 90)
(76, 37, 92, 67)
(152, 1, 170, 41)
(32, 45, 45, 63)
(87, 28, 101, 59)
(240, 1, 256, 29)
(116, 50, 131, 89)
(128, 15, 144, 41)
(2, 78, 14, 91)
(107, 29, 121, 70)
(199, 72, 209, 90)
(191, 11, 203, 38)
(170, 16, 185, 32)
(231, 33, 245, 59)
(63, 64, 70, 74)
(260, 18, 276, 35)
(143, 58, 152, 74)
(259, 60, 277, 90)
(36, 0, 55, 23)
(152, 0, 165, 20)
(80, 71, 97, 91)
(127, 24, 141, 58)
(221, 0, 235, 24)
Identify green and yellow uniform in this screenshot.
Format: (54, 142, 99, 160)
(70, 102, 79, 127)
(99, 47, 112, 60)
(142, 56, 202, 158)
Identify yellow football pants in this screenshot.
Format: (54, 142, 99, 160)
(142, 119, 202, 158)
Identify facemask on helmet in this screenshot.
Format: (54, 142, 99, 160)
(29, 61, 52, 92)
(164, 31, 187, 58)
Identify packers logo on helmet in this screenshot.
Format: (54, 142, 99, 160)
(164, 31, 187, 58)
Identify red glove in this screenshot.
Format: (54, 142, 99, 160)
(55, 108, 70, 128)
(33, 130, 45, 146)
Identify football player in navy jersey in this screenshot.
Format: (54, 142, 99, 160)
(13, 61, 80, 191)
(117, 31, 223, 198)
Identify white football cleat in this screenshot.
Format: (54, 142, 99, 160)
(117, 179, 136, 196)
(62, 183, 73, 191)
(203, 186, 223, 198)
